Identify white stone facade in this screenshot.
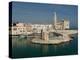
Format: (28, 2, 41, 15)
(10, 23, 53, 35)
(10, 20, 69, 35)
(32, 24, 52, 33)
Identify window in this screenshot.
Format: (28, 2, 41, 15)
(20, 30, 22, 32)
(23, 30, 25, 32)
(13, 28, 17, 30)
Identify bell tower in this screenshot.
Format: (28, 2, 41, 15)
(53, 12, 57, 29)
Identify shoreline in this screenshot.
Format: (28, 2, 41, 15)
(31, 38, 72, 45)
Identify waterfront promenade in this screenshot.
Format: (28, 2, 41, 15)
(31, 29, 77, 44)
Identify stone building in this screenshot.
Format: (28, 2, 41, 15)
(10, 23, 32, 35)
(54, 20, 69, 30)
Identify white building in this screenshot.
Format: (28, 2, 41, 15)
(54, 20, 69, 30)
(32, 24, 52, 33)
(10, 23, 32, 35)
(63, 20, 69, 29)
(10, 23, 53, 35)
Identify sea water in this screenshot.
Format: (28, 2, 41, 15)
(11, 34, 78, 58)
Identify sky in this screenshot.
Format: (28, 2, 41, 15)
(11, 1, 78, 28)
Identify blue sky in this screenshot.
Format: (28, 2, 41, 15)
(12, 2, 78, 28)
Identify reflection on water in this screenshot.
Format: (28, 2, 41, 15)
(12, 34, 78, 58)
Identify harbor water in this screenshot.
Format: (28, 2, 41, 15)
(11, 34, 78, 58)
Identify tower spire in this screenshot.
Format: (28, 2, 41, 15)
(54, 12, 57, 27)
